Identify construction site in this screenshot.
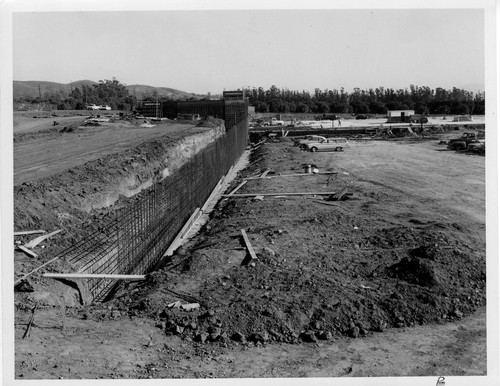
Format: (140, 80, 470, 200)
(11, 103, 488, 380)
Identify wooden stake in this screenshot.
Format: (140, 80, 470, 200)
(22, 303, 38, 339)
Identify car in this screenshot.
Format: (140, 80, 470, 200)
(447, 132, 479, 150)
(305, 137, 349, 152)
(294, 135, 328, 149)
(467, 140, 485, 154)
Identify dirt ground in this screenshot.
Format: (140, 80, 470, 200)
(14, 114, 206, 185)
(9, 113, 492, 382)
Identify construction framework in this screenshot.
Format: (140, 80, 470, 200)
(43, 103, 248, 302)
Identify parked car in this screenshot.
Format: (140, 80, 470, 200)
(467, 140, 485, 154)
(294, 135, 327, 149)
(447, 132, 479, 150)
(305, 137, 349, 152)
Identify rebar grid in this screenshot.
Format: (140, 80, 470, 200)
(49, 117, 248, 302)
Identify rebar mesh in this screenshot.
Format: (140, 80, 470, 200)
(51, 111, 247, 302)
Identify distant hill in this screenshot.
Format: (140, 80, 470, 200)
(13, 80, 202, 100)
(126, 84, 199, 100)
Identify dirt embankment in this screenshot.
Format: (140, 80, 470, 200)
(13, 118, 226, 291)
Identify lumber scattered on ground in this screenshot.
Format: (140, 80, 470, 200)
(245, 172, 338, 180)
(16, 245, 38, 258)
(14, 230, 46, 236)
(24, 229, 62, 249)
(43, 273, 147, 280)
(240, 229, 258, 265)
(223, 191, 342, 198)
(227, 180, 247, 196)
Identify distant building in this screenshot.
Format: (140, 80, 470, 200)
(223, 90, 244, 100)
(387, 110, 415, 123)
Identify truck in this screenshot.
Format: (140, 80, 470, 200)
(447, 132, 480, 150)
(266, 117, 285, 126)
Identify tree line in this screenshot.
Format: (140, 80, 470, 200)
(244, 85, 485, 115)
(15, 78, 137, 111)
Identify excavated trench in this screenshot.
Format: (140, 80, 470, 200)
(14, 118, 248, 302)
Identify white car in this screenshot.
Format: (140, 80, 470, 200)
(305, 137, 349, 152)
(295, 135, 328, 149)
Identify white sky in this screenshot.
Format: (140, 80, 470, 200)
(10, 3, 488, 95)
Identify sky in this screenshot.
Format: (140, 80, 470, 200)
(9, 2, 489, 95)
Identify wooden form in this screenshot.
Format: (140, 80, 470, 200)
(163, 207, 202, 256)
(240, 229, 258, 263)
(43, 273, 147, 280)
(201, 176, 225, 212)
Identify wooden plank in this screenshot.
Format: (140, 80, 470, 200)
(24, 229, 62, 249)
(331, 187, 349, 201)
(43, 273, 147, 280)
(240, 229, 258, 261)
(14, 255, 64, 286)
(227, 180, 247, 196)
(201, 176, 225, 212)
(16, 245, 38, 258)
(14, 230, 46, 236)
(180, 208, 202, 239)
(260, 169, 270, 178)
(245, 172, 338, 180)
(163, 208, 201, 256)
(223, 191, 341, 198)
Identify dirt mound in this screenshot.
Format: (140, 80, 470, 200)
(387, 255, 439, 287)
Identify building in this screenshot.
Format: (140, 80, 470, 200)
(387, 110, 415, 123)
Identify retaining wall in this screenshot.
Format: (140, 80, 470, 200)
(55, 116, 248, 302)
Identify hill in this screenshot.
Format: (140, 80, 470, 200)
(126, 84, 199, 100)
(13, 80, 201, 100)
